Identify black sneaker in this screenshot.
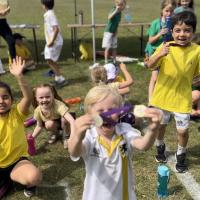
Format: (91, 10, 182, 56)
(155, 144, 167, 163)
(175, 153, 188, 173)
(50, 80, 69, 88)
(24, 186, 36, 198)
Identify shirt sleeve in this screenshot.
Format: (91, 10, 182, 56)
(56, 100, 69, 116)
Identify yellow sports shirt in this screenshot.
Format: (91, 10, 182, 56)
(0, 104, 29, 168)
(150, 42, 200, 113)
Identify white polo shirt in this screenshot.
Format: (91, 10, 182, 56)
(81, 123, 141, 200)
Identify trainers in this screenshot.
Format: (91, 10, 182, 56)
(175, 153, 188, 173)
(50, 79, 69, 88)
(155, 144, 167, 163)
(24, 186, 36, 198)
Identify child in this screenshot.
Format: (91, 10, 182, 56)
(41, 0, 67, 87)
(0, 57, 42, 198)
(68, 85, 163, 200)
(8, 33, 36, 72)
(31, 84, 75, 149)
(145, 11, 200, 173)
(102, 0, 126, 64)
(145, 0, 176, 102)
(90, 62, 133, 95)
(0, 0, 16, 60)
(174, 0, 194, 14)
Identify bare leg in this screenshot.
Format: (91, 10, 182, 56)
(47, 59, 61, 76)
(10, 160, 42, 187)
(104, 48, 110, 63)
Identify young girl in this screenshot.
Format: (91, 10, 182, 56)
(31, 84, 75, 149)
(41, 0, 67, 87)
(90, 62, 133, 95)
(174, 0, 194, 14)
(145, 0, 176, 102)
(68, 85, 163, 200)
(0, 57, 42, 198)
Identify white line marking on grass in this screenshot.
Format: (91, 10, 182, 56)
(166, 149, 200, 200)
(39, 178, 71, 200)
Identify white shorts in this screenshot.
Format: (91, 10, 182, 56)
(44, 43, 63, 62)
(102, 32, 117, 49)
(158, 108, 190, 130)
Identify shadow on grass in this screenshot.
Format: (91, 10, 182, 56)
(188, 144, 200, 165)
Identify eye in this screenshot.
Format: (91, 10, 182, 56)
(2, 95, 10, 100)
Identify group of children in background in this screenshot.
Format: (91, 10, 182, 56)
(1, 0, 200, 199)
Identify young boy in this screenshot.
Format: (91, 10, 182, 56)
(102, 0, 125, 64)
(146, 11, 200, 173)
(41, 0, 67, 87)
(8, 33, 36, 72)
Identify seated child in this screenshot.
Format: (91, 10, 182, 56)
(31, 84, 75, 149)
(8, 33, 35, 71)
(89, 62, 133, 95)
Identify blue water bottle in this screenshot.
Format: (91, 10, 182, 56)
(124, 5, 132, 23)
(157, 165, 170, 198)
(163, 16, 171, 42)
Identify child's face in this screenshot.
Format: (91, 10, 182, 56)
(15, 39, 23, 45)
(172, 22, 193, 46)
(180, 0, 191, 8)
(0, 88, 12, 116)
(90, 94, 120, 136)
(116, 1, 125, 11)
(35, 87, 54, 109)
(162, 4, 174, 18)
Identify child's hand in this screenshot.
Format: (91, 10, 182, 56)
(144, 108, 163, 130)
(9, 56, 25, 77)
(160, 43, 170, 57)
(159, 28, 168, 36)
(119, 62, 126, 70)
(74, 114, 94, 139)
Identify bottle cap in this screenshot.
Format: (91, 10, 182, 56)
(157, 165, 169, 176)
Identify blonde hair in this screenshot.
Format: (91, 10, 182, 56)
(161, 0, 177, 12)
(84, 85, 123, 113)
(90, 65, 107, 84)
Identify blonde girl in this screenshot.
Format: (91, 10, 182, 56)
(31, 84, 75, 149)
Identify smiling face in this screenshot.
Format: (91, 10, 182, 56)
(180, 0, 191, 8)
(172, 22, 193, 46)
(35, 86, 54, 110)
(0, 87, 12, 116)
(162, 4, 174, 18)
(89, 94, 120, 137)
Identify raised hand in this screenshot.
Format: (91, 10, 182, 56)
(9, 56, 25, 77)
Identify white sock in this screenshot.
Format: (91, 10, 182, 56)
(177, 144, 186, 155)
(156, 139, 164, 146)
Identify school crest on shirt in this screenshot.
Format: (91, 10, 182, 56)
(119, 140, 128, 158)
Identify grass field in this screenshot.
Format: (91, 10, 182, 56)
(1, 0, 200, 199)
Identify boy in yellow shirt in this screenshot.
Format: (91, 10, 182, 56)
(146, 11, 200, 173)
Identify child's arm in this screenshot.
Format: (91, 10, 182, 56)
(63, 112, 75, 135)
(118, 63, 134, 89)
(32, 121, 43, 139)
(108, 3, 125, 20)
(131, 108, 162, 150)
(145, 43, 169, 68)
(9, 57, 32, 115)
(68, 114, 94, 157)
(148, 27, 168, 44)
(48, 25, 59, 47)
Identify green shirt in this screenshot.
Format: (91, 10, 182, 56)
(104, 7, 121, 34)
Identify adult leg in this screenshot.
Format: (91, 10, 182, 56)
(0, 19, 16, 59)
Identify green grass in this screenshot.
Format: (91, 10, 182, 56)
(1, 0, 200, 199)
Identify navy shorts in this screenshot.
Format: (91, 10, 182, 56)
(0, 157, 28, 198)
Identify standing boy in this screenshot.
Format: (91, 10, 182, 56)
(102, 0, 125, 64)
(41, 0, 67, 87)
(146, 11, 200, 173)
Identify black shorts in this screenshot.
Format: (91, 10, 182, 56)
(0, 157, 28, 198)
